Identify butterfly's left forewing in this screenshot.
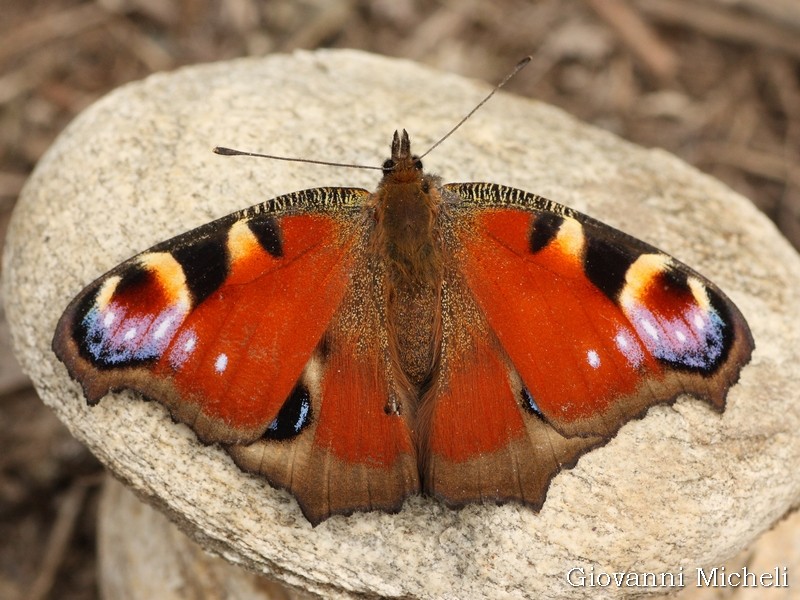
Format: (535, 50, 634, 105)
(53, 188, 369, 444)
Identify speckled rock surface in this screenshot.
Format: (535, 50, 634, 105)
(4, 50, 799, 599)
(98, 476, 314, 599)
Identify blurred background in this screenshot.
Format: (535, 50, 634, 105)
(1, 1, 798, 598)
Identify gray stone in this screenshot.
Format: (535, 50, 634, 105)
(98, 476, 315, 599)
(4, 49, 799, 599)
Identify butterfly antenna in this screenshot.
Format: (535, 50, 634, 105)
(212, 146, 384, 171)
(419, 56, 532, 160)
(216, 56, 530, 169)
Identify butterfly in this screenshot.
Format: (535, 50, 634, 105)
(52, 125, 754, 526)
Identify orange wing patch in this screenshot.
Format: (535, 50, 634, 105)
(54, 211, 361, 444)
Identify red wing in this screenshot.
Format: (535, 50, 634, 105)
(53, 187, 420, 524)
(421, 273, 601, 507)
(420, 183, 753, 508)
(444, 183, 754, 438)
(53, 188, 368, 444)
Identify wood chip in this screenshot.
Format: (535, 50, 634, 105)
(588, 0, 678, 82)
(637, 0, 800, 59)
(0, 4, 112, 65)
(26, 482, 90, 600)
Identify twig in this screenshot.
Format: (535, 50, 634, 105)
(0, 52, 62, 106)
(761, 53, 800, 248)
(281, 0, 357, 51)
(26, 481, 91, 600)
(700, 0, 800, 31)
(399, 3, 467, 60)
(105, 18, 176, 72)
(0, 4, 111, 65)
(761, 53, 800, 153)
(0, 172, 27, 200)
(636, 0, 800, 60)
(696, 142, 792, 183)
(587, 0, 678, 83)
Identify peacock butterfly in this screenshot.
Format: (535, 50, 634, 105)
(52, 66, 754, 526)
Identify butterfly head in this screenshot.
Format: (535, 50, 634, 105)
(382, 129, 425, 184)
